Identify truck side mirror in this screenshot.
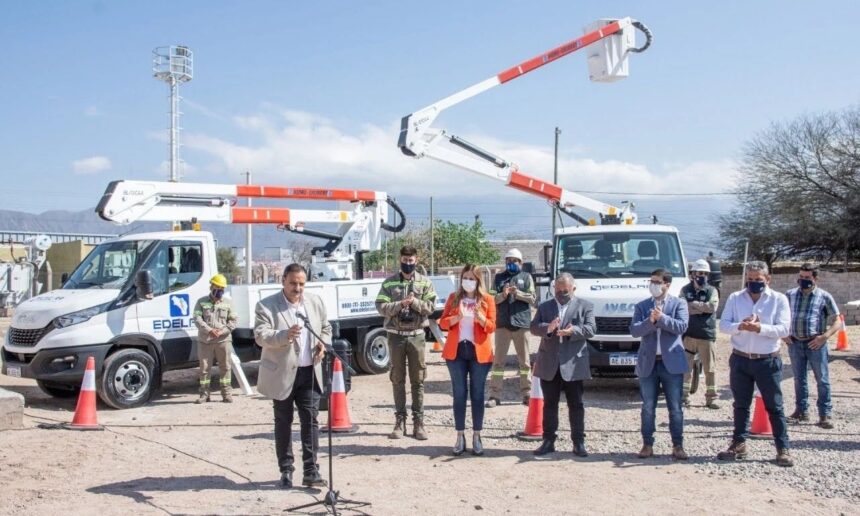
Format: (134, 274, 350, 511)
(135, 270, 154, 300)
(522, 262, 535, 274)
(60, 272, 69, 286)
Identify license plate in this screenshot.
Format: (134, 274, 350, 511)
(5, 366, 21, 378)
(609, 354, 637, 366)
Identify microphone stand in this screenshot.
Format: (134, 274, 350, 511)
(286, 313, 370, 515)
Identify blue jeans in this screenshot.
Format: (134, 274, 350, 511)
(445, 340, 492, 431)
(729, 353, 790, 450)
(639, 360, 684, 446)
(788, 338, 831, 417)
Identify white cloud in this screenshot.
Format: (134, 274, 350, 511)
(181, 106, 736, 198)
(84, 105, 102, 117)
(72, 156, 111, 175)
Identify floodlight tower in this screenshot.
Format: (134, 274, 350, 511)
(152, 46, 193, 183)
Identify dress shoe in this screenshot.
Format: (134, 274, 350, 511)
(776, 449, 794, 467)
(453, 433, 466, 456)
(472, 432, 484, 456)
(637, 444, 653, 458)
(533, 439, 556, 456)
(788, 410, 809, 422)
(672, 446, 688, 460)
(705, 399, 720, 410)
(302, 470, 328, 488)
(819, 416, 834, 429)
(280, 472, 293, 489)
(717, 440, 747, 461)
(485, 397, 500, 408)
(572, 442, 588, 457)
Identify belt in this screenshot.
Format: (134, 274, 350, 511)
(732, 349, 780, 360)
(387, 329, 424, 336)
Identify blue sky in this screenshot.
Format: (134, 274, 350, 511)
(2, 1, 859, 258)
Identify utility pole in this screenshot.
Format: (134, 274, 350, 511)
(552, 127, 561, 237)
(430, 196, 435, 275)
(244, 170, 253, 284)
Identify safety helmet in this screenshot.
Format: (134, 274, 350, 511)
(505, 248, 523, 261)
(210, 274, 228, 288)
(689, 259, 711, 273)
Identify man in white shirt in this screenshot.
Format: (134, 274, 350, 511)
(717, 261, 793, 467)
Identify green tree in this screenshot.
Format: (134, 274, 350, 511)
(216, 247, 241, 278)
(433, 219, 499, 268)
(363, 218, 499, 273)
(719, 107, 860, 267)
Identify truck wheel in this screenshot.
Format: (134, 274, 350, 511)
(98, 348, 157, 409)
(36, 380, 80, 398)
(355, 328, 390, 375)
(689, 357, 703, 395)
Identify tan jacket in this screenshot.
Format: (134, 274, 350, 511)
(253, 291, 331, 401)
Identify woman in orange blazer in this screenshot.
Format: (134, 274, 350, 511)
(439, 264, 496, 456)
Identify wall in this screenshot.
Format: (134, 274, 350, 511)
(717, 271, 860, 325)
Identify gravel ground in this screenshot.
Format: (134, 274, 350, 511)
(458, 325, 860, 503)
(1, 319, 858, 514)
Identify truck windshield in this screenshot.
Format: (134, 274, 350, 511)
(556, 232, 684, 278)
(63, 240, 156, 290)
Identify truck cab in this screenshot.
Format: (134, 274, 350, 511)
(550, 224, 687, 376)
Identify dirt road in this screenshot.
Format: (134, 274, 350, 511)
(1, 319, 858, 515)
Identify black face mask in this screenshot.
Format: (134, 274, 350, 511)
(695, 276, 707, 287)
(555, 291, 572, 305)
(798, 278, 814, 290)
(211, 288, 224, 299)
(400, 262, 416, 275)
(746, 281, 766, 294)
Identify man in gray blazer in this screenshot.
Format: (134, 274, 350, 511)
(630, 268, 689, 461)
(530, 273, 595, 457)
(255, 263, 329, 489)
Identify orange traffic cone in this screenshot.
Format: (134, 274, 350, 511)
(750, 388, 772, 438)
(516, 373, 544, 441)
(430, 341, 443, 353)
(322, 357, 356, 433)
(835, 314, 850, 351)
(65, 356, 103, 431)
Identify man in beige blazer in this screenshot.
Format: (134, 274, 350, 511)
(255, 263, 330, 489)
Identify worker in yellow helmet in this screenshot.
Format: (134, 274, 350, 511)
(192, 274, 238, 403)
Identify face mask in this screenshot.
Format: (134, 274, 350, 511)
(555, 291, 572, 305)
(211, 288, 224, 299)
(506, 262, 520, 274)
(461, 279, 477, 293)
(746, 281, 766, 294)
(798, 278, 814, 290)
(695, 276, 707, 287)
(649, 283, 664, 298)
(400, 262, 416, 275)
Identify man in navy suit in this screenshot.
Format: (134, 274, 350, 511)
(630, 268, 690, 460)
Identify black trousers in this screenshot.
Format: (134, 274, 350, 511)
(540, 369, 585, 443)
(273, 365, 322, 475)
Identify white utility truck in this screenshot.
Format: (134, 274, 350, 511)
(2, 181, 455, 408)
(400, 17, 697, 379)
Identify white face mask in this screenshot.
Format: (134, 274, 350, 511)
(461, 279, 477, 293)
(649, 283, 664, 298)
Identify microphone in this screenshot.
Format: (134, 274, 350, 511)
(295, 311, 309, 324)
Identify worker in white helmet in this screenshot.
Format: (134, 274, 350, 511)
(487, 248, 536, 407)
(680, 259, 720, 409)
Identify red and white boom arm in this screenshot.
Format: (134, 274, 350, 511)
(398, 17, 652, 225)
(96, 179, 406, 253)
